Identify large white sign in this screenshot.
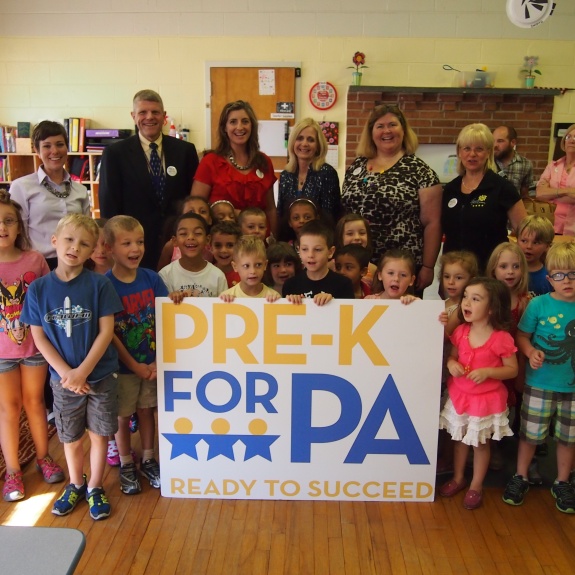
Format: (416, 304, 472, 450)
(156, 298, 444, 502)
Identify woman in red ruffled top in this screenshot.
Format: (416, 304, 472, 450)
(192, 100, 277, 236)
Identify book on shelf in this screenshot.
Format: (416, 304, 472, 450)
(70, 118, 80, 152)
(85, 129, 131, 138)
(78, 118, 86, 153)
(0, 126, 16, 153)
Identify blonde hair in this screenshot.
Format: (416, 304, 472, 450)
(55, 214, 99, 244)
(485, 242, 529, 296)
(285, 118, 328, 172)
(546, 241, 575, 271)
(517, 215, 554, 246)
(0, 189, 31, 251)
(560, 124, 575, 153)
(456, 123, 496, 175)
(233, 235, 267, 261)
(357, 104, 418, 158)
(103, 215, 144, 246)
(438, 251, 479, 281)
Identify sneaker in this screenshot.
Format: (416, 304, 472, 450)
(551, 481, 575, 514)
(107, 440, 120, 467)
(528, 459, 543, 486)
(502, 474, 530, 506)
(140, 458, 161, 489)
(52, 475, 87, 516)
(86, 487, 111, 520)
(3, 471, 24, 502)
(129, 412, 139, 433)
(120, 462, 141, 495)
(569, 469, 575, 487)
(36, 455, 65, 484)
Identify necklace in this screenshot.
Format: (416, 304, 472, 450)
(228, 154, 252, 171)
(42, 179, 71, 199)
(461, 180, 479, 192)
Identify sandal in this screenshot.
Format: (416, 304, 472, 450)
(463, 489, 483, 510)
(439, 478, 468, 497)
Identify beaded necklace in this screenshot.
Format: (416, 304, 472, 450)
(228, 154, 252, 171)
(42, 179, 71, 199)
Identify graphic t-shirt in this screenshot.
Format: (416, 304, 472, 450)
(0, 250, 49, 359)
(106, 268, 168, 373)
(21, 269, 123, 382)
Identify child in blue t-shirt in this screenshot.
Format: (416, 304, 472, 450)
(516, 215, 555, 296)
(21, 214, 123, 521)
(503, 242, 575, 514)
(104, 216, 168, 496)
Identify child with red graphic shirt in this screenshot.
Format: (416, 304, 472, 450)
(104, 216, 168, 496)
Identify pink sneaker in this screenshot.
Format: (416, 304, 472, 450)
(107, 440, 120, 466)
(36, 455, 65, 484)
(3, 471, 24, 501)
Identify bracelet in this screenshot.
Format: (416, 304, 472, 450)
(422, 264, 434, 269)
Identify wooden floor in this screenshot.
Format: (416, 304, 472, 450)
(1, 433, 575, 575)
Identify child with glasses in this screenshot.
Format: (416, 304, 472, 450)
(503, 242, 575, 514)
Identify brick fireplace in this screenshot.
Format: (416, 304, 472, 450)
(345, 86, 562, 178)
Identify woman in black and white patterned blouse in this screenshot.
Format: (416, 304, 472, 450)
(342, 104, 442, 292)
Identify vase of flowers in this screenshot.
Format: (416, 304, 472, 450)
(521, 56, 541, 89)
(349, 51, 368, 86)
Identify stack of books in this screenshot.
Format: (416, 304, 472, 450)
(85, 129, 132, 153)
(63, 118, 89, 153)
(0, 126, 17, 153)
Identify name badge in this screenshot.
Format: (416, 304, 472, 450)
(167, 166, 177, 177)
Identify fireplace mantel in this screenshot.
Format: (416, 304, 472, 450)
(349, 86, 562, 96)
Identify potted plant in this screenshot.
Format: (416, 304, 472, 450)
(348, 52, 368, 86)
(521, 56, 541, 89)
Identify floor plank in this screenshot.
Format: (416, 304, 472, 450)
(2, 433, 575, 574)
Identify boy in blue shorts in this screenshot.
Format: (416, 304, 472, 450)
(104, 216, 168, 495)
(21, 214, 123, 520)
(503, 242, 575, 513)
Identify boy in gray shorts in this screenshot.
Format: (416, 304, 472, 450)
(22, 214, 123, 521)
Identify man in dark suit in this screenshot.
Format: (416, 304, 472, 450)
(99, 89, 199, 269)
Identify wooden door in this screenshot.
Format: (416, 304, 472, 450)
(210, 67, 297, 170)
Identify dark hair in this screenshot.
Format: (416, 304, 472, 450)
(298, 219, 334, 248)
(372, 249, 416, 293)
(0, 189, 30, 250)
(210, 221, 242, 239)
(357, 104, 418, 158)
(263, 242, 302, 286)
(214, 100, 268, 171)
(335, 213, 373, 252)
(334, 244, 371, 269)
(32, 120, 68, 150)
(278, 198, 320, 243)
(173, 212, 209, 235)
(457, 277, 512, 331)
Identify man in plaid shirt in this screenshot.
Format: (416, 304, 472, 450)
(493, 125, 535, 198)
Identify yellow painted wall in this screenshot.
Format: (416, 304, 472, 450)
(1, 36, 573, 173)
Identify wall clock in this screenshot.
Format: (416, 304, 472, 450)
(309, 82, 337, 111)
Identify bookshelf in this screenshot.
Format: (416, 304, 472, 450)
(0, 151, 102, 218)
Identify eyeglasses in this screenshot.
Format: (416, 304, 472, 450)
(565, 135, 574, 141)
(549, 271, 575, 281)
(0, 218, 18, 227)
